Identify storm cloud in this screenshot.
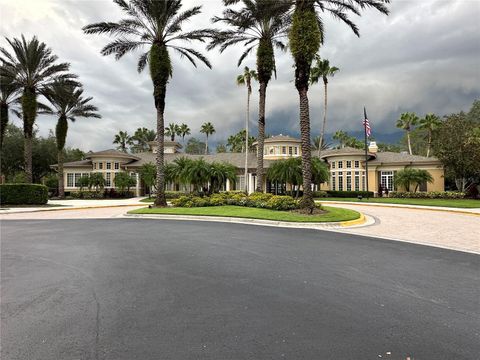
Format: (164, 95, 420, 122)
(1, 0, 479, 151)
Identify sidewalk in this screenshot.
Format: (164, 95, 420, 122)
(317, 200, 480, 215)
(0, 197, 145, 214)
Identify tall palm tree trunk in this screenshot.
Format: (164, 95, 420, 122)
(205, 135, 208, 155)
(244, 88, 250, 193)
(24, 133, 33, 183)
(155, 102, 167, 206)
(298, 87, 314, 210)
(318, 81, 328, 157)
(1, 103, 8, 148)
(407, 131, 413, 155)
(58, 150, 65, 198)
(256, 81, 267, 192)
(426, 131, 432, 157)
(22, 89, 37, 183)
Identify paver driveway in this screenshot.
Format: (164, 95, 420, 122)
(1, 219, 479, 359)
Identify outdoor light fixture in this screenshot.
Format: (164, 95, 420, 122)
(357, 195, 363, 201)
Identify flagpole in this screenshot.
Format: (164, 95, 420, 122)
(364, 107, 370, 198)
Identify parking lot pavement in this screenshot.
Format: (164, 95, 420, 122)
(326, 203, 480, 254)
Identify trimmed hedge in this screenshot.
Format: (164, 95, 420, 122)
(326, 190, 374, 198)
(389, 191, 466, 199)
(0, 184, 49, 205)
(172, 192, 298, 211)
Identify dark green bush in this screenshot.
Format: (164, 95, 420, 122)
(0, 184, 48, 205)
(326, 191, 374, 198)
(71, 191, 104, 199)
(313, 191, 328, 198)
(389, 191, 466, 199)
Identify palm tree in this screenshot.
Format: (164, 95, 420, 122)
(131, 127, 156, 152)
(312, 135, 330, 152)
(396, 112, 419, 155)
(288, 0, 389, 209)
(44, 81, 101, 198)
(394, 168, 433, 192)
(83, 0, 212, 207)
(165, 123, 180, 141)
(0, 35, 77, 183)
(418, 113, 441, 157)
(209, 0, 291, 192)
(179, 123, 190, 147)
(310, 56, 339, 157)
(113, 130, 133, 152)
(200, 122, 215, 154)
(237, 66, 258, 192)
(0, 73, 19, 147)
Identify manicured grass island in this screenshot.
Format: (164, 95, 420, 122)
(129, 205, 360, 223)
(318, 197, 480, 209)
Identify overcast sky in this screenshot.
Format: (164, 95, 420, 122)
(1, 0, 479, 151)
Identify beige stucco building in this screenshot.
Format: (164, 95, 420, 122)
(55, 135, 445, 196)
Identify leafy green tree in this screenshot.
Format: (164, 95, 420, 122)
(200, 122, 215, 154)
(227, 129, 256, 153)
(216, 143, 227, 153)
(0, 72, 18, 147)
(332, 130, 362, 149)
(178, 123, 190, 147)
(113, 130, 133, 152)
(289, 0, 389, 209)
(89, 172, 105, 193)
(418, 113, 441, 157)
(83, 0, 213, 207)
(165, 123, 180, 141)
(114, 172, 136, 195)
(209, 0, 291, 193)
(78, 175, 90, 191)
(310, 57, 339, 156)
(466, 99, 480, 123)
(185, 137, 206, 155)
(396, 112, 419, 155)
(394, 168, 433, 192)
(237, 66, 258, 192)
(376, 142, 402, 153)
(139, 162, 156, 197)
(432, 112, 480, 191)
(0, 35, 77, 183)
(44, 81, 100, 198)
(131, 127, 156, 153)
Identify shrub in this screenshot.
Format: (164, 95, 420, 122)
(326, 191, 374, 198)
(389, 191, 466, 199)
(71, 191, 104, 199)
(0, 184, 48, 205)
(313, 191, 328, 198)
(165, 191, 188, 199)
(114, 172, 136, 194)
(265, 195, 298, 210)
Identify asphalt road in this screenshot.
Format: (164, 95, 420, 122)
(1, 219, 479, 360)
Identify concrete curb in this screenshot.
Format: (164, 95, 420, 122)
(0, 204, 144, 215)
(317, 200, 480, 217)
(123, 211, 368, 230)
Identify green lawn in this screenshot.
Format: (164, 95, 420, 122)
(140, 197, 155, 203)
(316, 197, 480, 209)
(129, 205, 360, 223)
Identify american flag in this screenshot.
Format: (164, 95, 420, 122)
(363, 107, 371, 138)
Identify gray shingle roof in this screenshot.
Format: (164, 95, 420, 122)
(371, 152, 441, 164)
(85, 149, 140, 160)
(125, 151, 277, 169)
(51, 159, 92, 169)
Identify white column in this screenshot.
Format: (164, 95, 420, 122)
(135, 172, 140, 197)
(226, 179, 230, 192)
(248, 173, 255, 194)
